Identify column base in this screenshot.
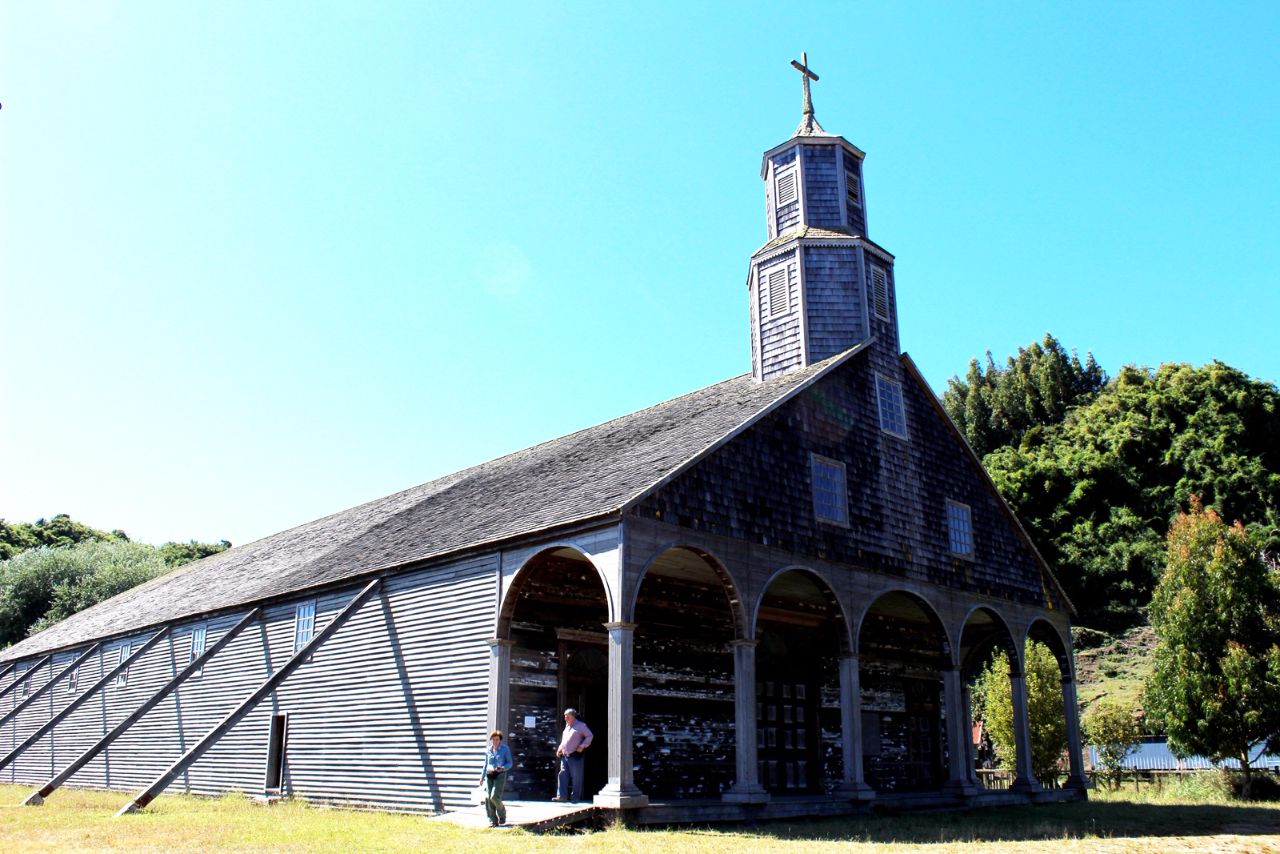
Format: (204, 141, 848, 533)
(836, 781, 877, 801)
(1065, 775, 1091, 791)
(722, 783, 771, 804)
(593, 783, 649, 809)
(942, 780, 979, 797)
(1010, 776, 1040, 793)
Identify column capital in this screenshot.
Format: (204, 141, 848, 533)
(487, 638, 516, 649)
(602, 621, 638, 632)
(730, 638, 759, 649)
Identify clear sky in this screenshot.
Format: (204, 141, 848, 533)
(2, 1, 1277, 547)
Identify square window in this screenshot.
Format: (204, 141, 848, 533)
(294, 601, 317, 654)
(947, 500, 974, 558)
(810, 454, 850, 526)
(875, 375, 908, 439)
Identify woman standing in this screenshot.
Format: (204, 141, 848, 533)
(481, 730, 512, 827)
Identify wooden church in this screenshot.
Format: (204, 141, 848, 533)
(0, 58, 1087, 820)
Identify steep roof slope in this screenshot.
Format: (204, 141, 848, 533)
(3, 350, 861, 661)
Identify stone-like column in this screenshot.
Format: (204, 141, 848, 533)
(723, 640, 769, 803)
(942, 667, 977, 795)
(486, 639, 514, 734)
(593, 622, 648, 808)
(961, 684, 978, 786)
(1062, 674, 1089, 793)
(1009, 669, 1040, 791)
(838, 653, 875, 800)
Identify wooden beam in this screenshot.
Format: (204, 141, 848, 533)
(23, 611, 259, 806)
(116, 579, 381, 815)
(0, 643, 101, 731)
(0, 655, 51, 703)
(1, 631, 166, 775)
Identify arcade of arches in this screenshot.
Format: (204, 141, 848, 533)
(494, 544, 1086, 805)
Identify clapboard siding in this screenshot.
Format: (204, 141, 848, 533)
(0, 552, 495, 810)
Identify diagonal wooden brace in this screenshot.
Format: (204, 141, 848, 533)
(115, 578, 381, 815)
(0, 655, 51, 703)
(0, 661, 18, 687)
(1, 631, 167, 775)
(0, 643, 101, 732)
(23, 609, 260, 806)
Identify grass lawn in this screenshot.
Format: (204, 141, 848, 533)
(1, 783, 1279, 853)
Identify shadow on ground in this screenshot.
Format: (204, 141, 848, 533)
(641, 802, 1280, 844)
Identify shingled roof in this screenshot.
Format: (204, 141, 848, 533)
(2, 348, 867, 661)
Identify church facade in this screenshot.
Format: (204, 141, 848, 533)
(0, 63, 1086, 819)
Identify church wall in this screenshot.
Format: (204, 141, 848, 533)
(801, 145, 841, 228)
(864, 252, 899, 355)
(0, 553, 496, 811)
(770, 149, 801, 234)
(803, 246, 865, 362)
(631, 354, 1063, 610)
(757, 249, 804, 380)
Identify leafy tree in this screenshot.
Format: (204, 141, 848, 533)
(157, 539, 231, 567)
(0, 540, 168, 646)
(1084, 700, 1142, 789)
(983, 360, 1280, 628)
(0, 514, 126, 561)
(944, 333, 1107, 457)
(1144, 499, 1280, 797)
(975, 641, 1068, 782)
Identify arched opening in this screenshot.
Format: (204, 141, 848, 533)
(631, 546, 741, 799)
(857, 591, 949, 793)
(958, 607, 1018, 790)
(754, 568, 847, 794)
(500, 547, 610, 800)
(1025, 619, 1072, 787)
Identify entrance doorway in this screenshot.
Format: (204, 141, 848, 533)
(558, 636, 608, 799)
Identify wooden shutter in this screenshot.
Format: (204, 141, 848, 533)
(776, 168, 798, 207)
(846, 173, 861, 209)
(767, 265, 791, 317)
(871, 265, 889, 320)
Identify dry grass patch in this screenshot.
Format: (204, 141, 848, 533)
(1, 784, 1279, 853)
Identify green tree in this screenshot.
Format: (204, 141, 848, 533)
(0, 540, 169, 646)
(1083, 700, 1142, 789)
(1144, 499, 1280, 797)
(984, 360, 1280, 628)
(157, 539, 231, 567)
(0, 514, 126, 561)
(944, 333, 1106, 457)
(975, 641, 1068, 782)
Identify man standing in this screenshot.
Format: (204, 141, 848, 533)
(552, 707, 593, 803)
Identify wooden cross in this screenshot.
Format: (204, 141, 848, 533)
(790, 52, 819, 121)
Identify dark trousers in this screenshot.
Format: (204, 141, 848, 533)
(484, 771, 506, 825)
(557, 752, 585, 802)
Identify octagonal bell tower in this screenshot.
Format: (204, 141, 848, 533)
(750, 54, 900, 381)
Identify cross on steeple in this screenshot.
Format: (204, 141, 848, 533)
(790, 52, 826, 135)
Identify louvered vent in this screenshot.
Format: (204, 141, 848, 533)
(871, 265, 889, 320)
(767, 266, 791, 317)
(846, 173, 861, 208)
(775, 168, 798, 207)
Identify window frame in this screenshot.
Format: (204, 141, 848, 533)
(810, 452, 851, 527)
(293, 601, 317, 654)
(189, 624, 208, 676)
(760, 261, 794, 320)
(947, 499, 975, 559)
(115, 642, 132, 687)
(875, 374, 909, 440)
(846, 171, 862, 209)
(774, 165, 799, 207)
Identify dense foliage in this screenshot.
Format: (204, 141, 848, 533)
(946, 342, 1280, 629)
(1143, 500, 1280, 795)
(0, 515, 229, 648)
(974, 641, 1068, 782)
(1083, 700, 1142, 789)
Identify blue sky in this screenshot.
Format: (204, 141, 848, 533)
(2, 1, 1277, 547)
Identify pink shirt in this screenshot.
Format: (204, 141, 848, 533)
(558, 718, 593, 754)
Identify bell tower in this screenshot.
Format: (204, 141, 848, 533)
(749, 54, 900, 381)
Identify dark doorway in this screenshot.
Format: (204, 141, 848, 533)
(264, 712, 289, 793)
(559, 637, 608, 799)
(502, 548, 610, 801)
